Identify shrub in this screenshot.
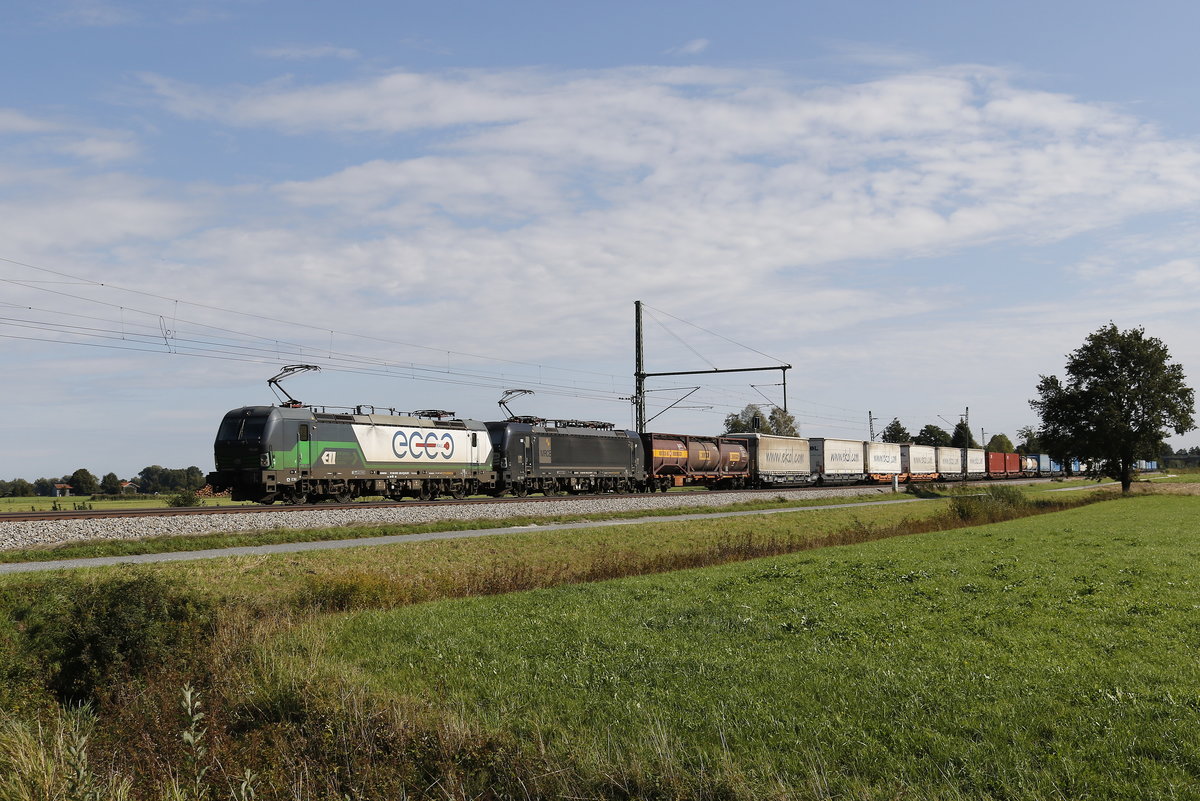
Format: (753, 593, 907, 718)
(167, 489, 202, 507)
(18, 575, 211, 704)
(949, 485, 1030, 523)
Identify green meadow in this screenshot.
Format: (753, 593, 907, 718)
(0, 482, 1195, 799)
(321, 493, 1200, 799)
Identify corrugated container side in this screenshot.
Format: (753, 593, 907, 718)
(1037, 453, 1052, 472)
(965, 449, 986, 474)
(986, 452, 1006, 474)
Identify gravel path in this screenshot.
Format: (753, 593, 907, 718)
(0, 485, 903, 551)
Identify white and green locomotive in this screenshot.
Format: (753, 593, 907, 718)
(207, 405, 496, 504)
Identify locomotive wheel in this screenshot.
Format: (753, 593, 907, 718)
(513, 483, 528, 498)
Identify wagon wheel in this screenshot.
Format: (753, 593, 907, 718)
(512, 483, 528, 498)
(450, 483, 466, 500)
(333, 491, 351, 504)
(417, 483, 434, 501)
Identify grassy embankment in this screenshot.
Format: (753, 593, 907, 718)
(0, 482, 1191, 798)
(0, 479, 1098, 566)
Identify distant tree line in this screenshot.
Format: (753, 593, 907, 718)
(0, 465, 206, 497)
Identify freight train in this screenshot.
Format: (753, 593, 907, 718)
(207, 404, 1154, 504)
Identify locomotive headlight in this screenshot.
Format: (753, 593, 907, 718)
(260, 453, 273, 467)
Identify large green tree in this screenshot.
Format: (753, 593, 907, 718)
(879, 418, 910, 443)
(723, 404, 799, 437)
(68, 468, 99, 496)
(1030, 324, 1195, 492)
(913, 424, 951, 447)
(950, 421, 979, 449)
(985, 433, 1015, 453)
(100, 472, 123, 495)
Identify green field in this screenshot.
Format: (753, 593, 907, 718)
(317, 493, 1200, 799)
(1, 483, 1195, 799)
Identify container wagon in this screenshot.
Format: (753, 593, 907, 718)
(902, 444, 938, 482)
(864, 442, 903, 482)
(644, 433, 750, 490)
(936, 446, 964, 481)
(810, 438, 866, 484)
(725, 433, 813, 487)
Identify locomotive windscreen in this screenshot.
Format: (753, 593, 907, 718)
(217, 413, 268, 442)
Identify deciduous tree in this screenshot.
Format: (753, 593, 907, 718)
(68, 468, 99, 496)
(1030, 324, 1195, 492)
(100, 472, 123, 495)
(879, 418, 910, 443)
(914, 424, 951, 447)
(985, 433, 1014, 453)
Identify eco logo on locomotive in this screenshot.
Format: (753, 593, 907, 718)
(392, 430, 455, 459)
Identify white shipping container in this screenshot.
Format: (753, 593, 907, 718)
(965, 448, 986, 475)
(936, 446, 963, 476)
(864, 442, 902, 476)
(810, 438, 865, 476)
(902, 445, 937, 474)
(727, 434, 812, 483)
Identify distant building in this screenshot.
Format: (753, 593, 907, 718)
(120, 481, 139, 494)
(53, 483, 72, 497)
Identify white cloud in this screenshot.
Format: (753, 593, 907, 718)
(9, 61, 1200, 473)
(256, 45, 361, 61)
(1132, 258, 1200, 293)
(53, 135, 140, 163)
(0, 109, 61, 134)
(666, 38, 710, 56)
(51, 0, 137, 27)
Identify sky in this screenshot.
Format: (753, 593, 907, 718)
(3, 0, 1200, 480)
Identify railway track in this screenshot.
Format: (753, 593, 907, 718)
(0, 479, 1053, 524)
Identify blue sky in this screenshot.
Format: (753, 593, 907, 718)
(3, 0, 1200, 479)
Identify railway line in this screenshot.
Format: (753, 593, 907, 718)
(0, 485, 864, 523)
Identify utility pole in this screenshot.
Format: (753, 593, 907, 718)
(868, 410, 877, 441)
(635, 300, 645, 433)
(633, 300, 789, 434)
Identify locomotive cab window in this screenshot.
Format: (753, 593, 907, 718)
(299, 424, 310, 442)
(218, 414, 266, 442)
